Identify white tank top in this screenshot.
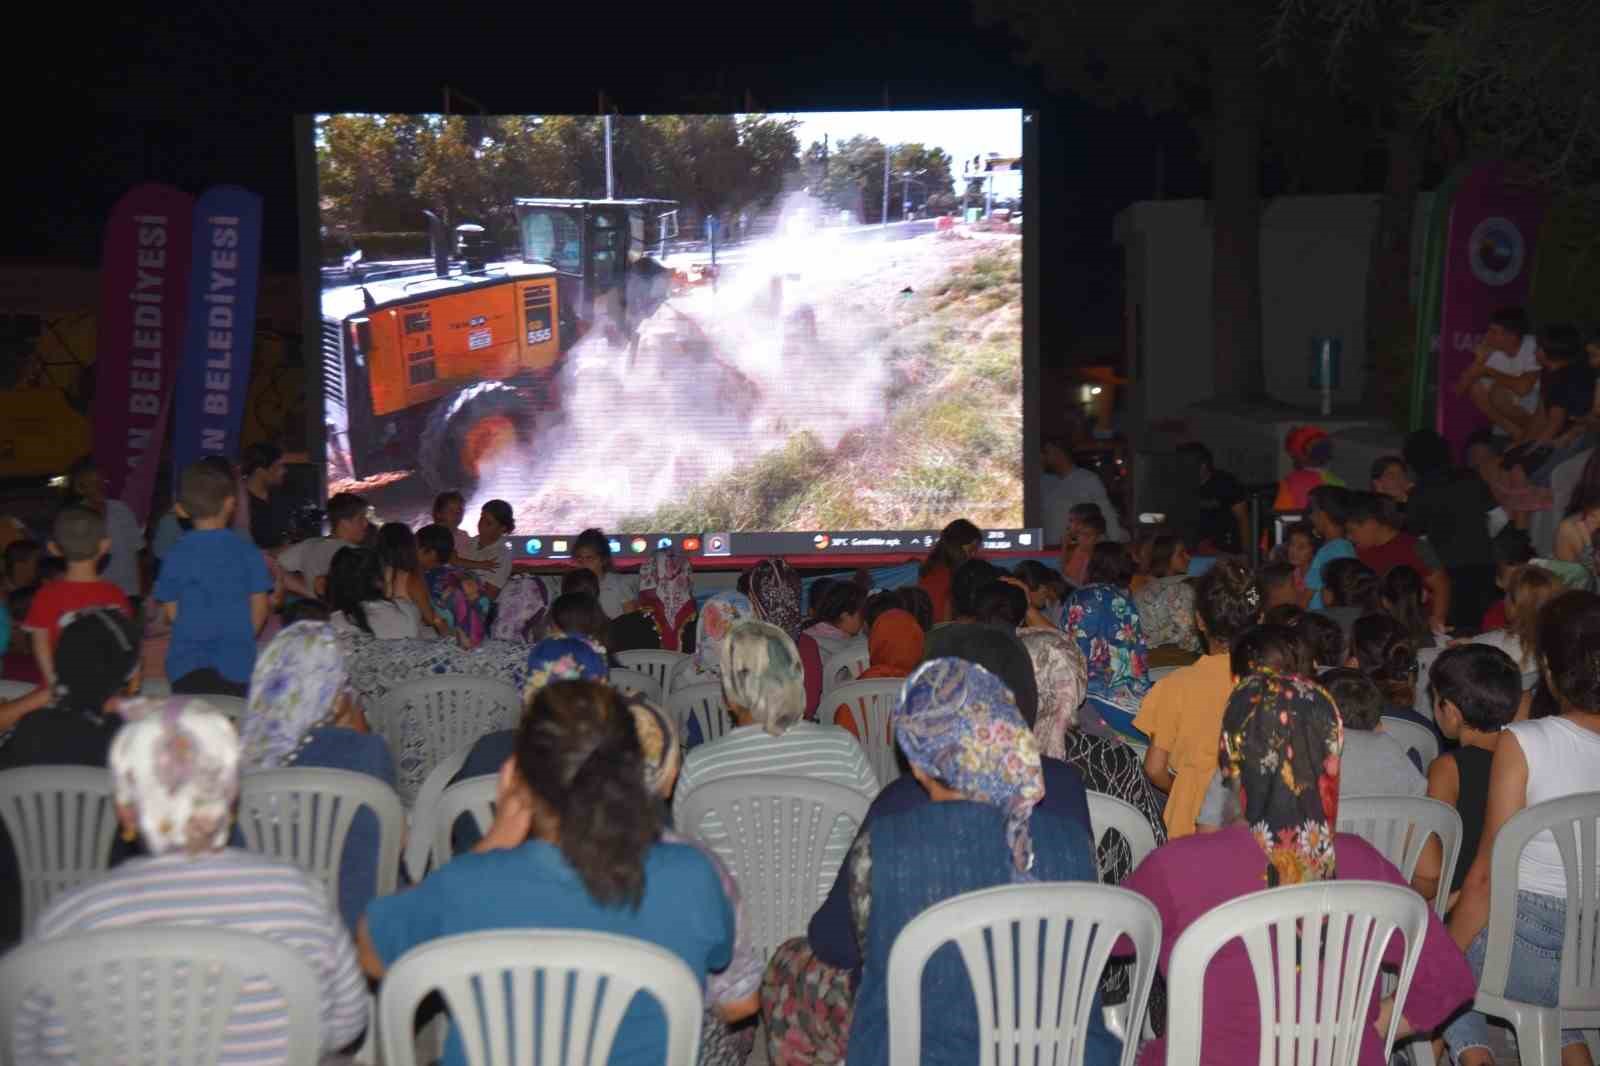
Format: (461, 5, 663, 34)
(1509, 717, 1600, 897)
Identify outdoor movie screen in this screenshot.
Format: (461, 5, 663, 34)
(309, 109, 1031, 559)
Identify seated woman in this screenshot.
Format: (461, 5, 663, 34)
(1470, 564, 1560, 690)
(833, 607, 924, 736)
(803, 579, 867, 662)
(1060, 542, 1151, 739)
(416, 524, 486, 649)
(747, 558, 825, 719)
(327, 546, 422, 639)
(917, 518, 981, 624)
(357, 680, 734, 1066)
(1122, 674, 1476, 1066)
(377, 522, 449, 639)
(674, 590, 755, 700)
(1348, 612, 1440, 740)
(238, 622, 398, 931)
(1011, 558, 1071, 618)
(608, 547, 697, 655)
(1133, 534, 1200, 665)
(1444, 590, 1600, 1066)
(17, 698, 369, 1060)
(488, 573, 551, 645)
(572, 527, 639, 618)
(836, 658, 1116, 1066)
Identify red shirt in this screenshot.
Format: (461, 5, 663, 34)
(22, 579, 132, 648)
(1357, 530, 1435, 579)
(1481, 598, 1508, 632)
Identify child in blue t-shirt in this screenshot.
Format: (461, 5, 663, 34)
(1305, 484, 1357, 609)
(153, 461, 272, 696)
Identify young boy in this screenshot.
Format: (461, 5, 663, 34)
(1345, 491, 1451, 631)
(1370, 455, 1412, 508)
(1257, 561, 1300, 613)
(1454, 306, 1540, 438)
(431, 490, 473, 560)
(153, 461, 272, 696)
(1412, 644, 1522, 908)
(1318, 667, 1426, 798)
(278, 492, 370, 601)
(1304, 485, 1357, 610)
(22, 506, 132, 685)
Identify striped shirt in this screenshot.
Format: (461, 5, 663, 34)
(16, 849, 369, 1065)
(673, 723, 879, 900)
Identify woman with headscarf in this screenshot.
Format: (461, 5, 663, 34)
(488, 574, 552, 645)
(674, 619, 877, 876)
(747, 558, 825, 719)
(673, 590, 754, 694)
(763, 658, 1113, 1066)
(1060, 543, 1152, 740)
(833, 607, 923, 737)
(607, 548, 698, 656)
(1119, 674, 1475, 1066)
(15, 698, 369, 1060)
(238, 622, 397, 931)
(630, 696, 762, 1066)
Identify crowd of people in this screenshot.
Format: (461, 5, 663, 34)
(0, 339, 1599, 1065)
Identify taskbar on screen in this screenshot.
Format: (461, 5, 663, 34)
(512, 528, 1044, 560)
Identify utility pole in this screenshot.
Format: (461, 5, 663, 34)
(881, 144, 891, 228)
(604, 113, 615, 200)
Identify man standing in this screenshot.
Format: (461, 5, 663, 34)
(1039, 435, 1124, 547)
(1176, 442, 1251, 556)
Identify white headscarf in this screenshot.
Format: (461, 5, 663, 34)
(110, 698, 240, 856)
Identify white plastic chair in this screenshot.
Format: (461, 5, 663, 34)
(614, 649, 688, 700)
(608, 667, 663, 705)
(0, 766, 118, 932)
(887, 883, 1161, 1066)
(236, 767, 406, 903)
(820, 638, 870, 693)
(431, 774, 499, 865)
(403, 744, 475, 881)
(1337, 795, 1462, 916)
(372, 676, 522, 804)
(828, 678, 905, 787)
(677, 774, 870, 959)
(137, 677, 172, 697)
(0, 679, 37, 700)
(377, 929, 703, 1066)
(1164, 880, 1430, 1066)
(1085, 791, 1159, 876)
(667, 655, 701, 695)
(200, 694, 248, 721)
(668, 681, 732, 746)
(1147, 666, 1180, 686)
(1474, 791, 1600, 1064)
(0, 925, 323, 1066)
(1380, 717, 1439, 771)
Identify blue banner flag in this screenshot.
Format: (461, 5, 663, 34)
(172, 185, 263, 487)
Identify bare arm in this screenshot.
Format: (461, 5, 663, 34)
(249, 592, 270, 634)
(1231, 500, 1251, 554)
(1411, 754, 1458, 903)
(30, 629, 53, 687)
(1423, 568, 1451, 630)
(1449, 733, 1530, 952)
(1143, 745, 1174, 793)
(0, 685, 51, 733)
(355, 916, 386, 980)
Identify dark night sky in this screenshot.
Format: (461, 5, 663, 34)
(7, 4, 1205, 361)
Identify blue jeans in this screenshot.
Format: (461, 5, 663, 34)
(1445, 890, 1586, 1059)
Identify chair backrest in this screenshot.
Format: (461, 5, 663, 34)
(887, 883, 1161, 1066)
(0, 925, 323, 1066)
(236, 767, 406, 904)
(1480, 791, 1600, 1018)
(667, 655, 699, 694)
(614, 650, 689, 699)
(829, 678, 905, 787)
(1379, 717, 1439, 771)
(1085, 791, 1159, 876)
(377, 929, 703, 1066)
(403, 743, 475, 881)
(668, 681, 732, 746)
(0, 766, 118, 933)
(677, 774, 870, 959)
(200, 694, 248, 721)
(1164, 880, 1430, 1066)
(432, 774, 499, 865)
(372, 675, 523, 803)
(820, 639, 871, 693)
(608, 667, 663, 705)
(0, 679, 36, 701)
(1336, 795, 1462, 916)
(1147, 666, 1180, 686)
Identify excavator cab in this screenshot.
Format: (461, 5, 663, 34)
(513, 198, 676, 348)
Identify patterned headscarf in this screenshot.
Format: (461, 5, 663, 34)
(722, 619, 807, 736)
(895, 658, 1046, 882)
(639, 549, 696, 651)
(111, 698, 241, 856)
(240, 622, 349, 771)
(1060, 584, 1151, 713)
(1218, 673, 1344, 886)
(490, 574, 551, 644)
(1020, 626, 1105, 758)
(692, 591, 754, 675)
(523, 636, 608, 702)
(748, 558, 803, 636)
(627, 695, 682, 796)
(859, 608, 924, 679)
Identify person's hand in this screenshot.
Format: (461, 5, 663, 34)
(333, 694, 370, 733)
(474, 760, 535, 853)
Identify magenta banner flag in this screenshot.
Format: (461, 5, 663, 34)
(1435, 162, 1546, 453)
(93, 183, 195, 524)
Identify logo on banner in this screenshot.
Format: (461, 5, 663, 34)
(1467, 217, 1526, 286)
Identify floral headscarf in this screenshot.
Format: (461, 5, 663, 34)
(1019, 626, 1106, 758)
(111, 698, 240, 856)
(895, 658, 1046, 882)
(639, 549, 696, 651)
(240, 623, 350, 771)
(523, 636, 608, 703)
(627, 695, 682, 796)
(859, 608, 924, 679)
(722, 619, 807, 736)
(748, 558, 803, 636)
(1060, 584, 1151, 713)
(692, 591, 754, 675)
(490, 574, 551, 644)
(1218, 673, 1344, 886)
